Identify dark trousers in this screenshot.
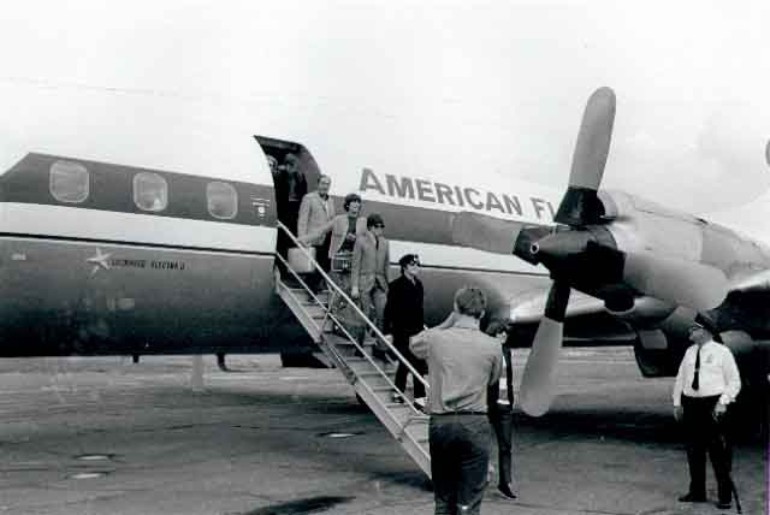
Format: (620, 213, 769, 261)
(681, 395, 733, 502)
(394, 333, 428, 398)
(489, 407, 514, 487)
(429, 413, 492, 515)
(276, 202, 301, 277)
(308, 234, 331, 292)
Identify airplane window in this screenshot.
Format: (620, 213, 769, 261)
(207, 181, 238, 220)
(133, 172, 168, 212)
(50, 160, 89, 203)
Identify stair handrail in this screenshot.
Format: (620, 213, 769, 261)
(276, 221, 429, 393)
(275, 252, 426, 417)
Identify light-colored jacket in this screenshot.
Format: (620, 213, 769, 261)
(297, 192, 335, 245)
(328, 215, 367, 258)
(303, 214, 367, 258)
(351, 231, 389, 293)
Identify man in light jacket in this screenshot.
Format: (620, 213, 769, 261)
(351, 214, 389, 335)
(297, 175, 335, 291)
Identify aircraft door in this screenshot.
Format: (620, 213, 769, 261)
(253, 136, 323, 262)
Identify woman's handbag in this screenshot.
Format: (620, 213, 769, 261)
(331, 251, 353, 273)
(288, 246, 316, 274)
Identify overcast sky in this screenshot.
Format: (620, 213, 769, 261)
(1, 1, 769, 222)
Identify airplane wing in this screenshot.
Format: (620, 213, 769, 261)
(508, 287, 637, 345)
(728, 269, 770, 293)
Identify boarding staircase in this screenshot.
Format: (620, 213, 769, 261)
(274, 222, 431, 478)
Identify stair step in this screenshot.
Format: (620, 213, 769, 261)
(289, 288, 330, 302)
(357, 370, 384, 378)
(370, 384, 396, 393)
(277, 278, 431, 478)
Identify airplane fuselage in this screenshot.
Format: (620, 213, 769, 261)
(0, 106, 556, 356)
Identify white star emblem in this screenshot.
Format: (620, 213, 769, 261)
(87, 248, 112, 276)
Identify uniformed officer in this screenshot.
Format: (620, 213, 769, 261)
(672, 320, 741, 510)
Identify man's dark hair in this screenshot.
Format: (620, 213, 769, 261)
(454, 287, 486, 319)
(343, 193, 362, 211)
(399, 253, 419, 271)
(367, 213, 384, 228)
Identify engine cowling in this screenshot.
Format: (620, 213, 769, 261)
(601, 190, 707, 263)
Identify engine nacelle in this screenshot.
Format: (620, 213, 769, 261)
(600, 189, 767, 276)
(600, 190, 707, 262)
(633, 329, 683, 377)
(632, 307, 698, 377)
(605, 296, 675, 325)
(632, 312, 768, 381)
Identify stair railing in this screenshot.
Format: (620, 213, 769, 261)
(276, 222, 429, 403)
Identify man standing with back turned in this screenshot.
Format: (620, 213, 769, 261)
(411, 287, 503, 515)
(673, 319, 741, 510)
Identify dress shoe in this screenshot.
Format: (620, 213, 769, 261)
(677, 492, 707, 503)
(716, 499, 732, 510)
(497, 484, 517, 499)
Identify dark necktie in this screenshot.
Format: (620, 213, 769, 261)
(691, 346, 701, 390)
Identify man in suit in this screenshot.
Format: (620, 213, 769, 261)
(351, 214, 389, 337)
(673, 319, 741, 510)
(384, 253, 427, 404)
(274, 153, 307, 274)
(275, 153, 307, 234)
(297, 175, 335, 291)
(487, 342, 517, 499)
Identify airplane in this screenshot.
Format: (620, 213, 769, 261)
(0, 2, 768, 421)
(0, 77, 559, 363)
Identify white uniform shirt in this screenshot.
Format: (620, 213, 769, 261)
(672, 340, 741, 407)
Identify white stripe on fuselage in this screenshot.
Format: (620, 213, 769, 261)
(389, 240, 547, 275)
(0, 203, 276, 253)
(1, 203, 549, 275)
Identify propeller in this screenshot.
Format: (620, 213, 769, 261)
(519, 281, 570, 416)
(452, 86, 730, 416)
(517, 88, 617, 416)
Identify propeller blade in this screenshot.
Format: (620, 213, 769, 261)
(623, 253, 729, 311)
(450, 211, 552, 264)
(450, 211, 524, 254)
(570, 87, 616, 190)
(555, 87, 616, 226)
(519, 281, 571, 417)
(766, 139, 770, 167)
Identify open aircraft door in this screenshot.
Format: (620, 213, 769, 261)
(254, 136, 324, 242)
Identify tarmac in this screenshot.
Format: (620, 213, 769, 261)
(0, 348, 766, 515)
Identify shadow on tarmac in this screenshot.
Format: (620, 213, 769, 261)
(236, 495, 354, 515)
